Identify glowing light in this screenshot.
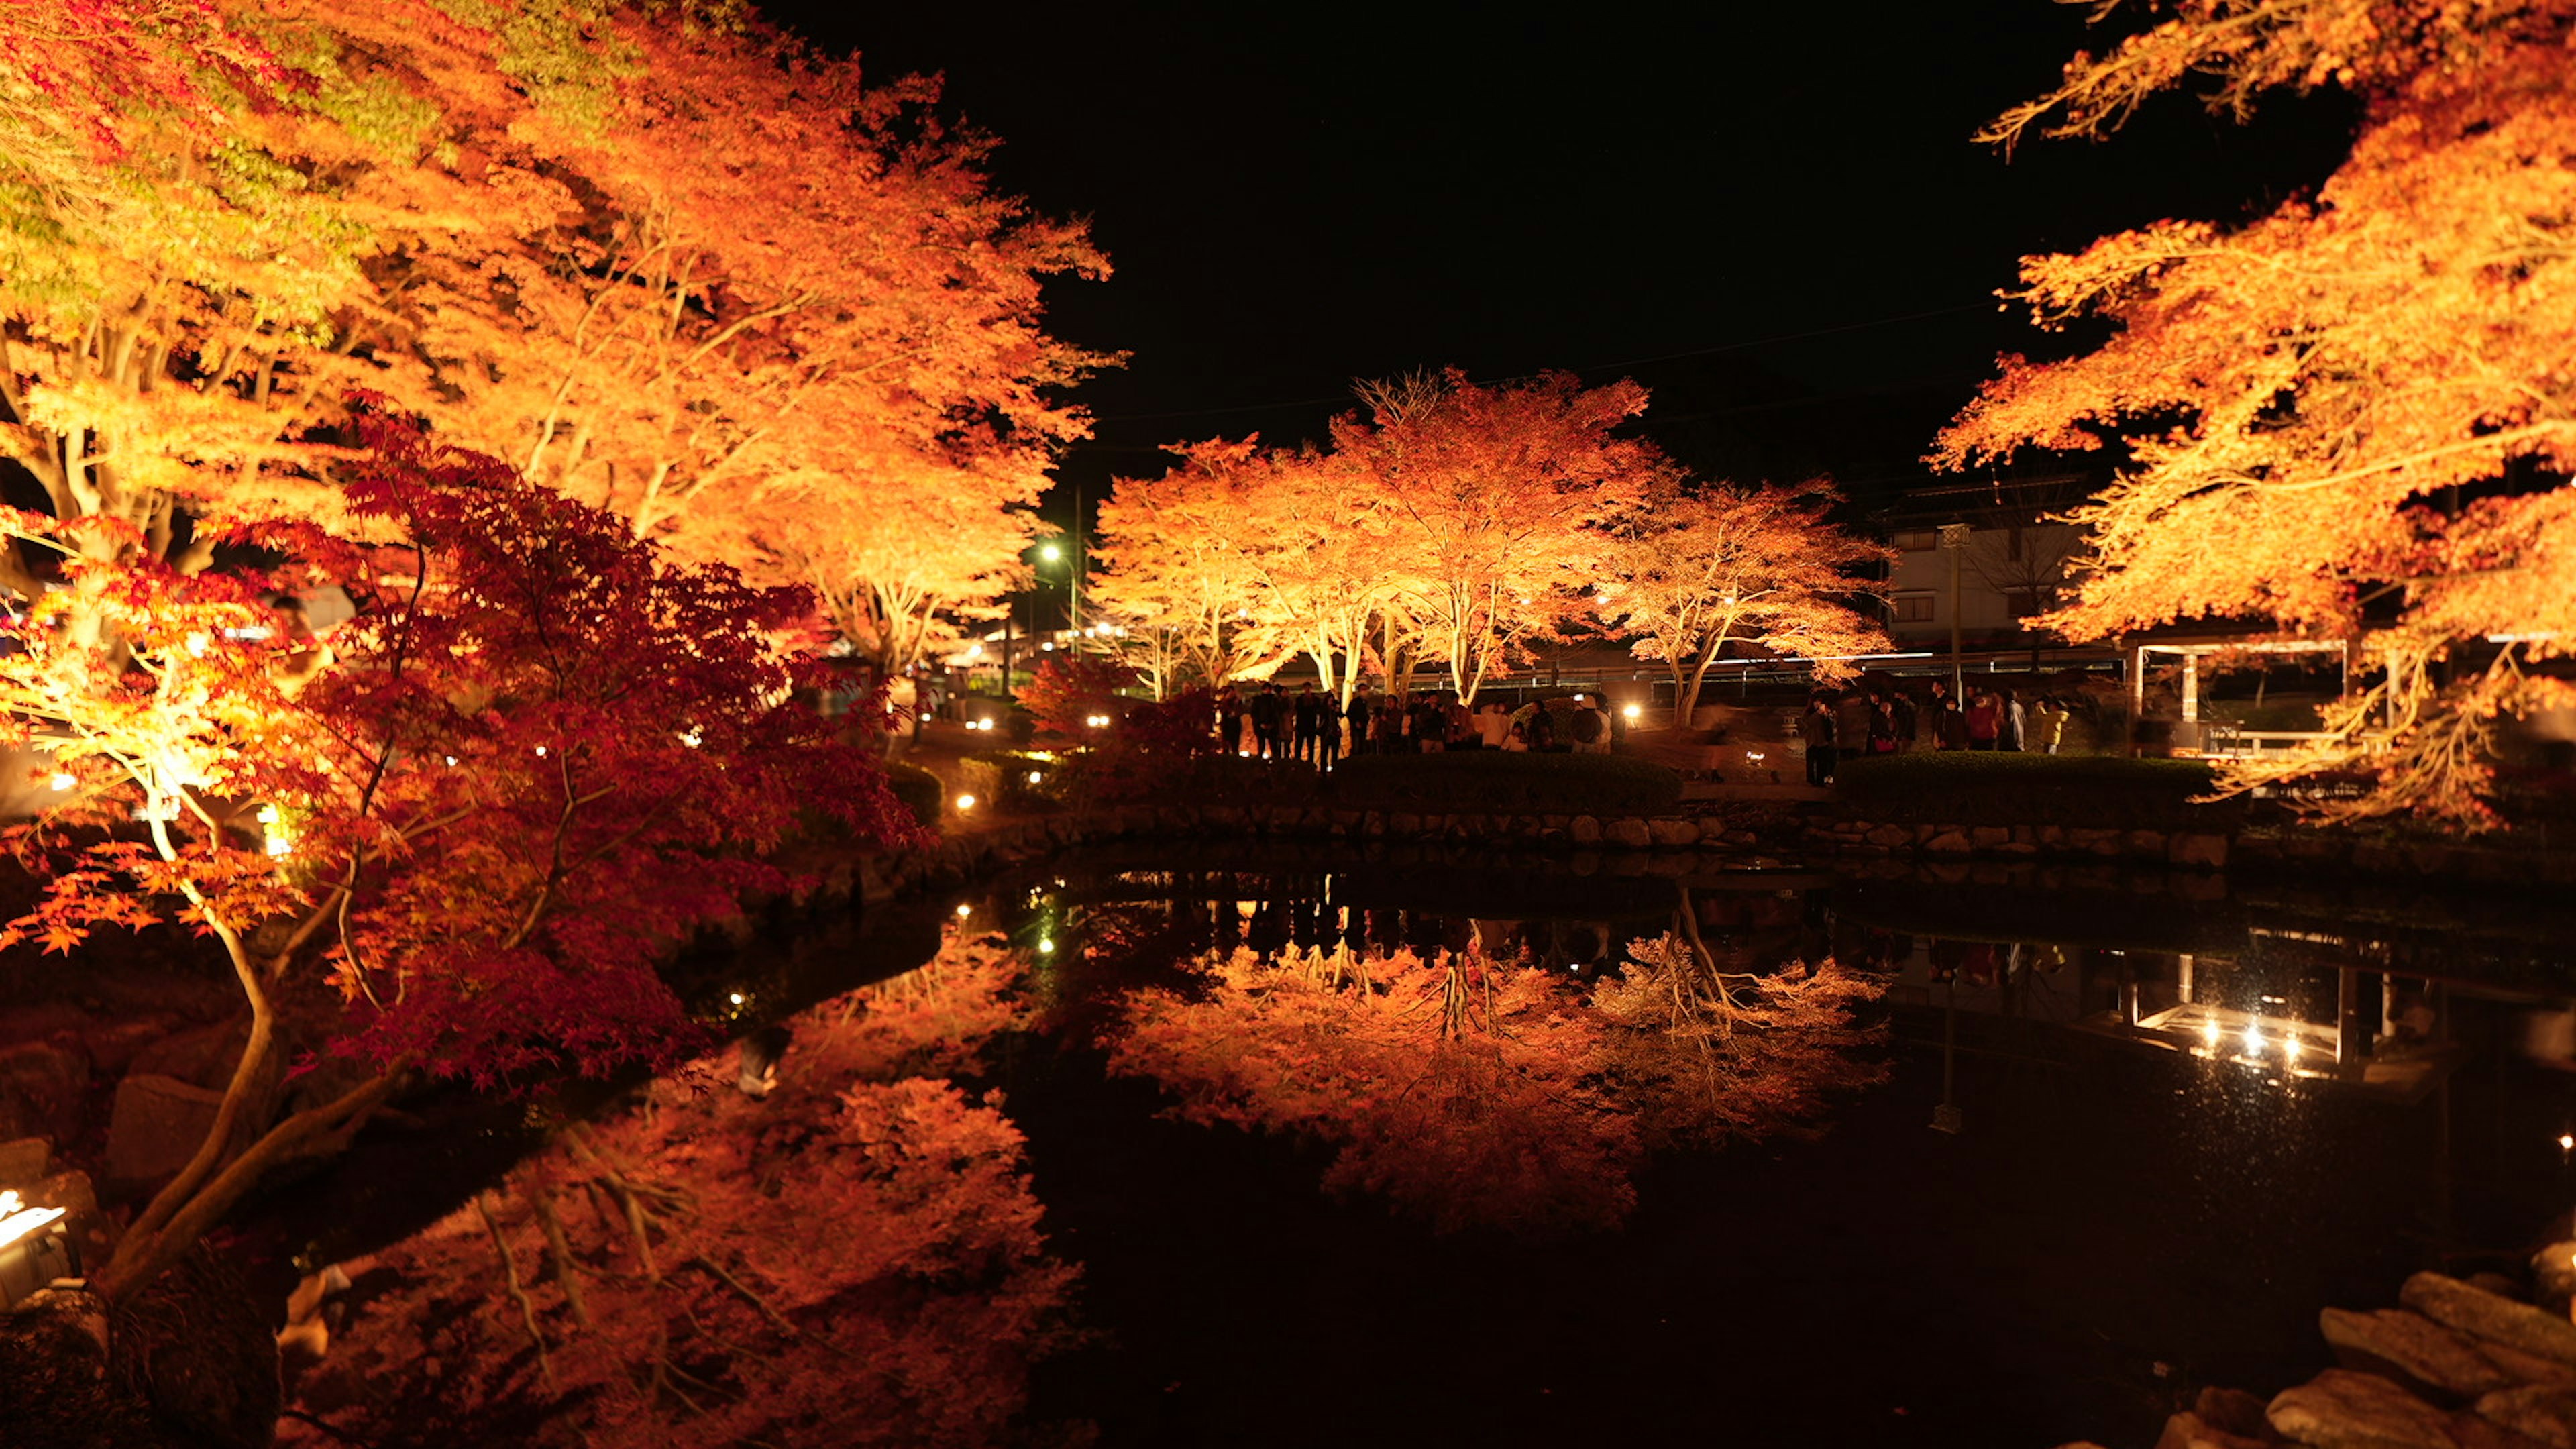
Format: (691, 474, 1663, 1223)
(265, 835, 291, 858)
(727, 991, 745, 1006)
(256, 805, 280, 824)
(2559, 1133, 2573, 1152)
(2202, 1018, 2223, 1048)
(1621, 704, 1642, 720)
(954, 793, 977, 811)
(1038, 937, 1055, 953)
(681, 728, 704, 748)
(2243, 1022, 2264, 1054)
(1040, 641, 1055, 652)
(1027, 771, 1043, 784)
(2284, 1034, 2302, 1063)
(955, 903, 973, 918)
(535, 745, 549, 758)
(0, 1190, 65, 1250)
(46, 773, 73, 792)
(1038, 543, 1062, 562)
(919, 712, 932, 722)
(444, 755, 458, 766)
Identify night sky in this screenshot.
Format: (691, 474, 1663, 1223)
(770, 2, 2359, 515)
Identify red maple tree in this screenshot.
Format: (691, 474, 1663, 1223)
(0, 406, 914, 1301)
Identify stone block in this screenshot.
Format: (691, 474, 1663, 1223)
(2267, 1369, 2454, 1449)
(2171, 832, 2231, 870)
(1923, 830, 1972, 855)
(2477, 1385, 2576, 1449)
(1605, 818, 1653, 849)
(0, 1041, 88, 1143)
(1865, 825, 1913, 848)
(105, 1073, 224, 1187)
(2127, 829, 2169, 858)
(2405, 1273, 2576, 1368)
(2322, 1306, 2516, 1398)
(1646, 818, 1700, 847)
(1569, 814, 1603, 845)
(2151, 1411, 2270, 1449)
(0, 1136, 48, 1187)
(1970, 825, 2013, 849)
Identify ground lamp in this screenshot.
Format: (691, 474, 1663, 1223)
(0, 1189, 74, 1308)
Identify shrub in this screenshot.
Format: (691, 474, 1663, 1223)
(883, 760, 945, 828)
(1332, 751, 1684, 815)
(1833, 751, 2237, 829)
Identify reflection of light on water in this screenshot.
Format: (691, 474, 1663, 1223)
(2245, 1022, 2265, 1055)
(2202, 1018, 2223, 1048)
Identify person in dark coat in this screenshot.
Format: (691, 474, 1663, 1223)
(1250, 684, 1288, 761)
(1342, 685, 1373, 759)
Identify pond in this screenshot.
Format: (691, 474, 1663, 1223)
(280, 841, 2576, 1448)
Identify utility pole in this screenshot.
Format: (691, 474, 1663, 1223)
(1939, 523, 1970, 700)
(1071, 480, 1084, 653)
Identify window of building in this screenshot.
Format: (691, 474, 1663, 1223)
(1892, 529, 1938, 552)
(1892, 594, 1935, 623)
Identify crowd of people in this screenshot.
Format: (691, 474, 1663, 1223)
(1796, 682, 2078, 785)
(1211, 682, 1625, 767)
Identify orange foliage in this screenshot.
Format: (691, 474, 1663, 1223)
(1108, 937, 1884, 1236)
(1595, 480, 1892, 727)
(284, 934, 1077, 1449)
(1938, 0, 2576, 826)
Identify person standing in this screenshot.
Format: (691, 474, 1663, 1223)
(1966, 690, 2000, 751)
(1893, 689, 1919, 753)
(2002, 688, 2028, 753)
(1251, 683, 1287, 762)
(1216, 688, 1244, 756)
(2033, 694, 2070, 755)
(1292, 682, 1326, 765)
(1343, 685, 1373, 759)
(1935, 696, 1970, 751)
(1799, 698, 1838, 785)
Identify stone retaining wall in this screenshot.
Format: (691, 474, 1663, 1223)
(845, 800, 2576, 904)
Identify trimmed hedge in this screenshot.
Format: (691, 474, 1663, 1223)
(1332, 750, 1684, 816)
(883, 760, 944, 828)
(1833, 751, 2239, 829)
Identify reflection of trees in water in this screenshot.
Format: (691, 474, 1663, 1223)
(283, 936, 1079, 1449)
(1106, 922, 1886, 1236)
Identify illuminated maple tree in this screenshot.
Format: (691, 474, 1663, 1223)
(1330, 370, 1664, 704)
(0, 3, 1098, 679)
(281, 935, 1077, 1449)
(1594, 480, 1892, 727)
(1108, 936, 1883, 1235)
(1937, 0, 2576, 826)
(0, 411, 910, 1302)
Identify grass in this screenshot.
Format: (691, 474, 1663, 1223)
(1832, 751, 2240, 830)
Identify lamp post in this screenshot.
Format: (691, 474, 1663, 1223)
(1937, 523, 1970, 700)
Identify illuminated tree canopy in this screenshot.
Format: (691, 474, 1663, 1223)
(1938, 0, 2576, 825)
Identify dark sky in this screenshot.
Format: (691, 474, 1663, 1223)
(767, 2, 2357, 514)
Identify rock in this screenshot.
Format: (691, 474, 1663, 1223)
(1605, 818, 1652, 849)
(2532, 1245, 2576, 1305)
(2478, 1387, 2576, 1449)
(0, 1040, 88, 1143)
(2267, 1368, 2457, 1448)
(2405, 1273, 2576, 1368)
(0, 1135, 50, 1187)
(1970, 824, 2014, 849)
(2128, 829, 2170, 857)
(2198, 1387, 2279, 1439)
(1720, 829, 1760, 847)
(1570, 814, 1603, 845)
(2322, 1307, 2516, 1398)
(2068, 826, 2123, 856)
(103, 1074, 224, 1187)
(2172, 832, 2233, 869)
(2155, 1411, 2274, 1449)
(1864, 824, 1913, 847)
(1646, 818, 1699, 847)
(1923, 830, 1972, 854)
